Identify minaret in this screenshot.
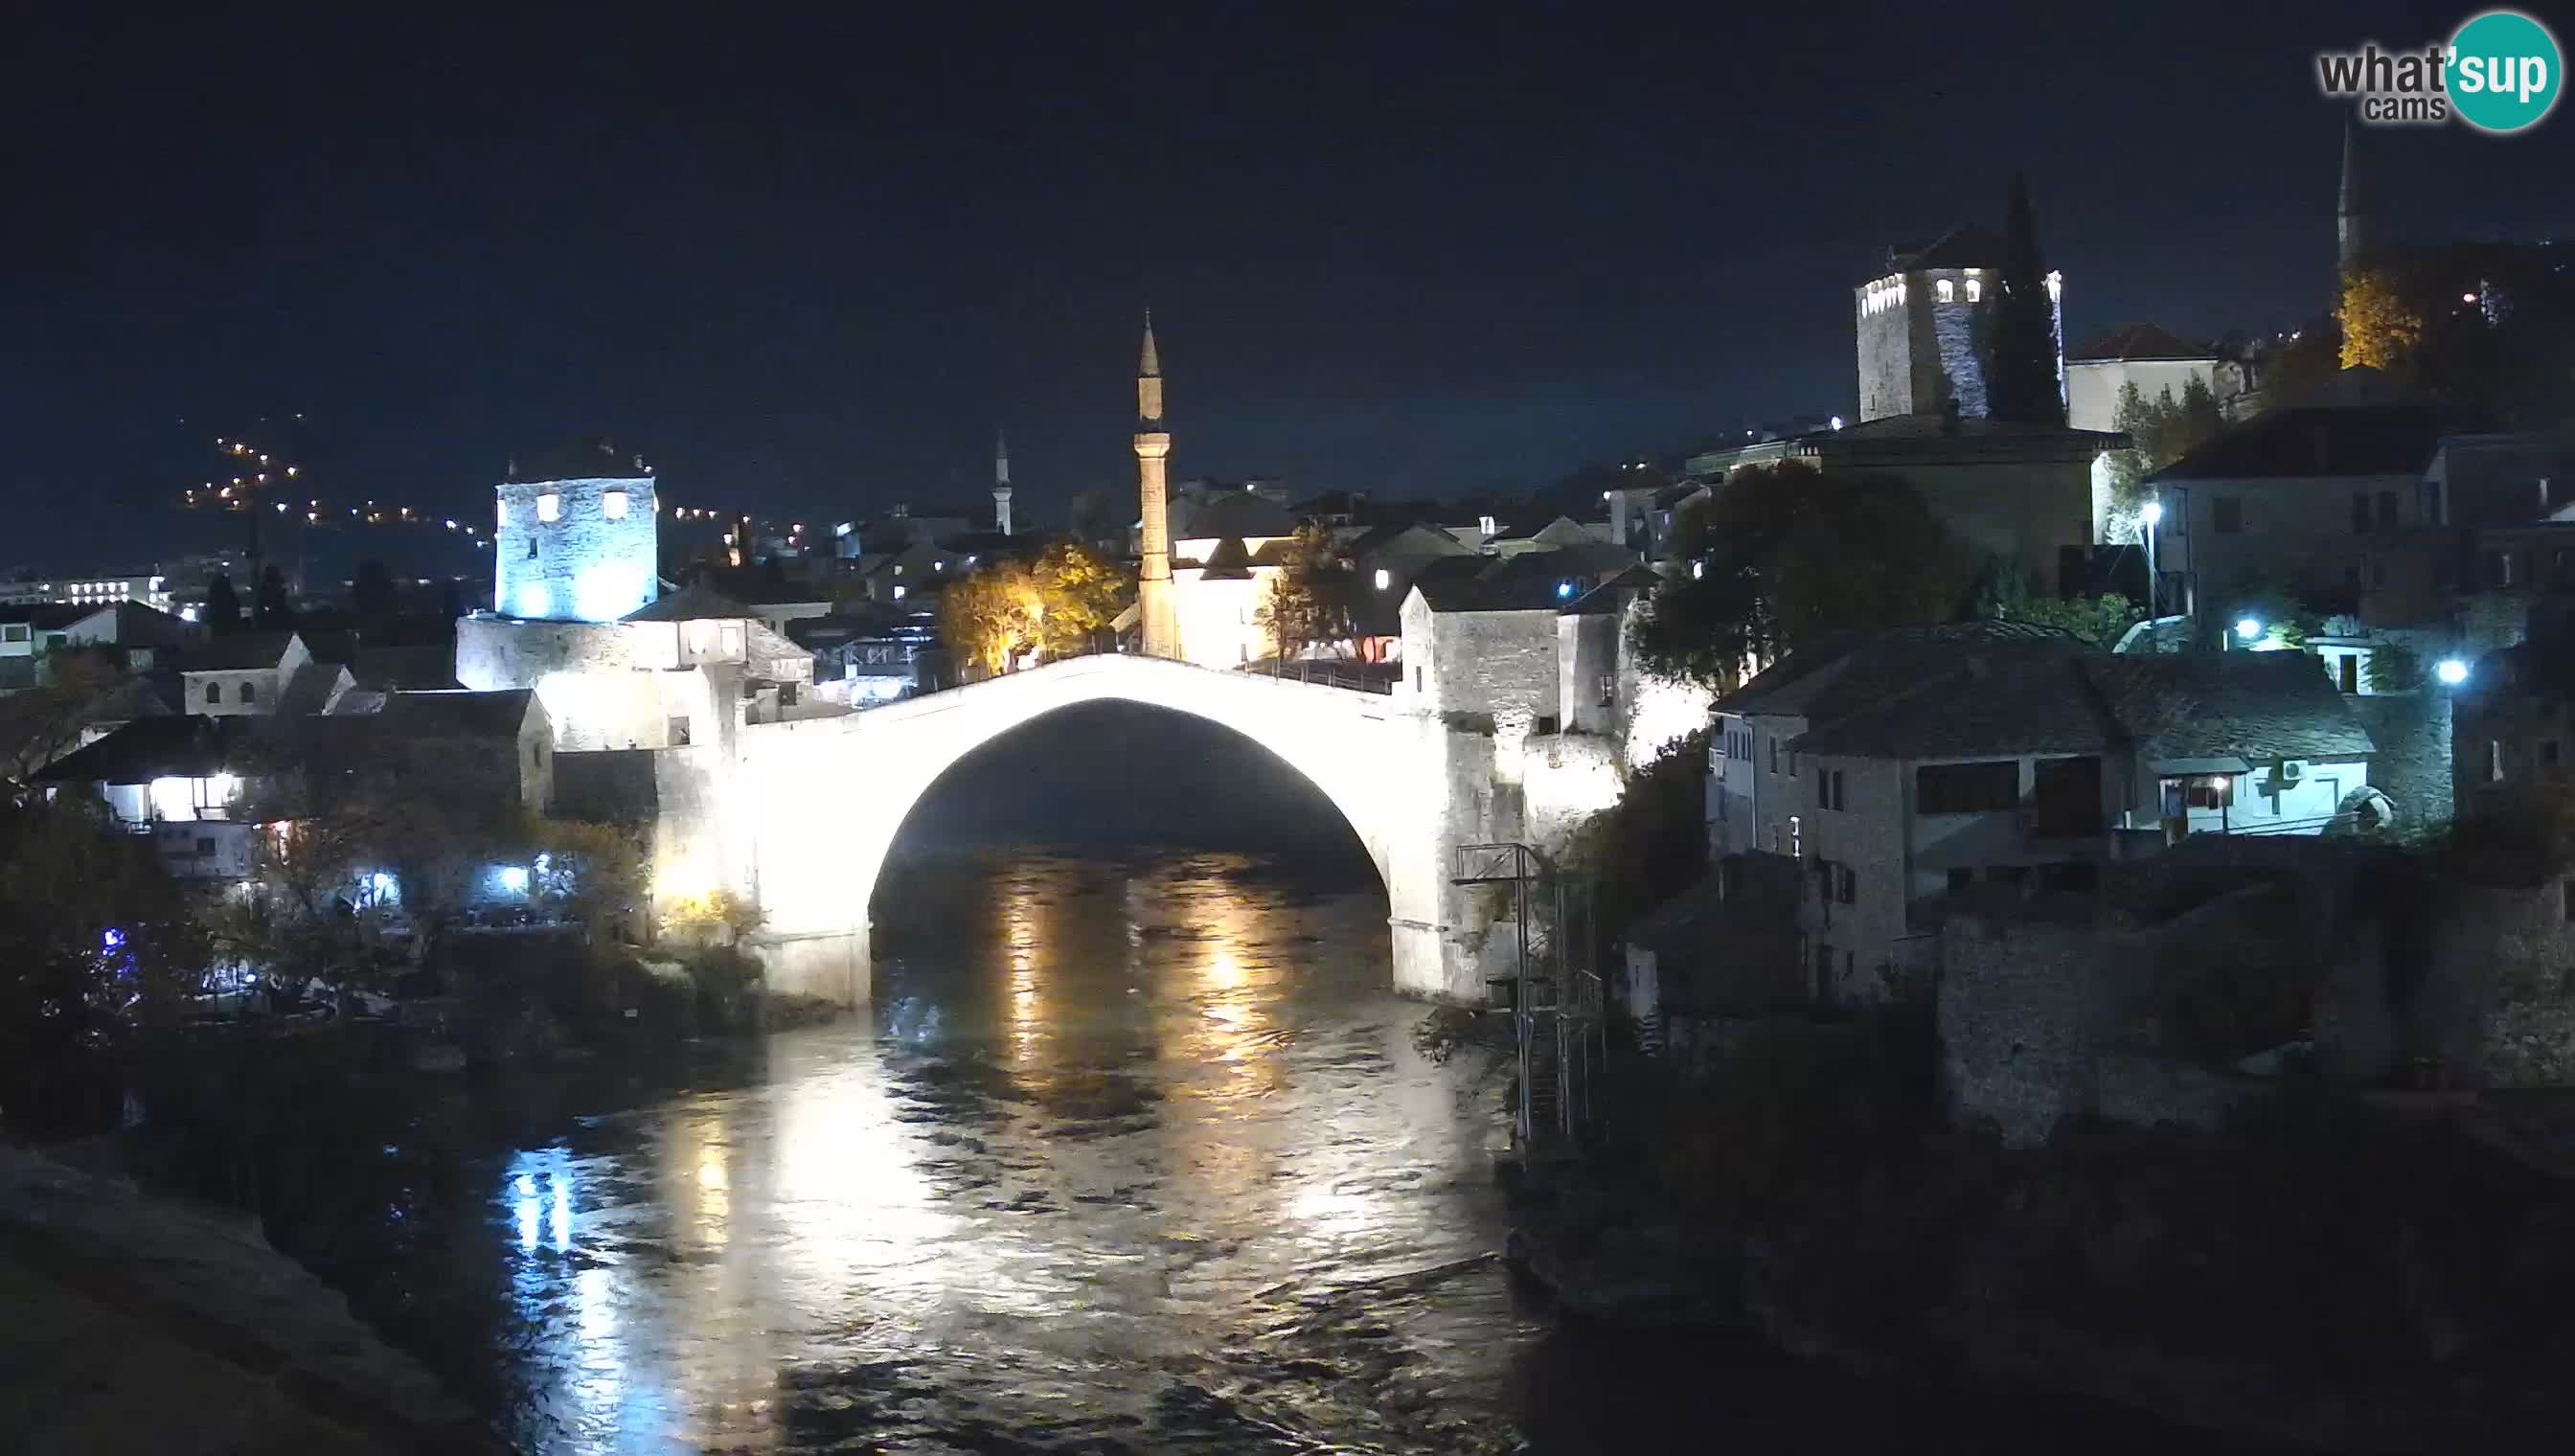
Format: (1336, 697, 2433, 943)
(1133, 311, 1181, 659)
(991, 428, 1014, 536)
(2336, 120, 2368, 276)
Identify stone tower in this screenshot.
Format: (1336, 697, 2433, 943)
(2336, 120, 2370, 275)
(1133, 312, 1180, 659)
(992, 428, 1014, 536)
(492, 437, 658, 623)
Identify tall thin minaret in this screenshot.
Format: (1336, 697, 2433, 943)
(991, 428, 1014, 536)
(2336, 119, 2369, 276)
(1133, 311, 1181, 659)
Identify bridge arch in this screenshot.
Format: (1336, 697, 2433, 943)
(722, 655, 1470, 1006)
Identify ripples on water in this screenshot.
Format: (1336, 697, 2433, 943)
(326, 851, 2272, 1454)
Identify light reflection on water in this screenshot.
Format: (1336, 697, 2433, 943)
(484, 852, 1520, 1454)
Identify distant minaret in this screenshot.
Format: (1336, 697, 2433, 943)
(1133, 311, 1181, 659)
(2336, 120, 2369, 276)
(992, 428, 1014, 536)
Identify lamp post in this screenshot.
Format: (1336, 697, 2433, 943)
(2140, 498, 2163, 629)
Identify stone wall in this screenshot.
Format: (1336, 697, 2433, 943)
(2351, 689, 2453, 830)
(493, 474, 658, 623)
(1937, 912, 2107, 1147)
(2421, 882, 2575, 1087)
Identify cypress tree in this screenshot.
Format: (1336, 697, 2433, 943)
(1987, 174, 2064, 425)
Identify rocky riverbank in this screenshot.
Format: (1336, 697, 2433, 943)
(0, 1144, 494, 1454)
(1519, 1045, 2575, 1453)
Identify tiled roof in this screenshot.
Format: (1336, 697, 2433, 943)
(2150, 404, 2470, 481)
(1791, 652, 2118, 758)
(2083, 652, 2375, 762)
(382, 689, 537, 739)
(1882, 225, 2009, 275)
(622, 583, 753, 623)
(350, 644, 462, 692)
(1195, 536, 1256, 580)
(180, 630, 298, 672)
(1179, 491, 1296, 540)
(1720, 621, 2082, 719)
(2067, 324, 2216, 362)
(1561, 566, 1664, 616)
(511, 436, 649, 482)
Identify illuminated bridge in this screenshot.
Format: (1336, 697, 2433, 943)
(699, 653, 1509, 1007)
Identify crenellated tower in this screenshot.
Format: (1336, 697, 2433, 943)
(1133, 312, 1180, 658)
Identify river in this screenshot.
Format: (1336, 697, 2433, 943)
(290, 849, 2258, 1453)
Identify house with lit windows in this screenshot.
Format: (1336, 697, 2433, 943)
(1708, 625, 2375, 1005)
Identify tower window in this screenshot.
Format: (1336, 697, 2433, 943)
(1966, 279, 1982, 303)
(1936, 279, 1955, 303)
(497, 499, 509, 527)
(537, 492, 561, 522)
(1375, 568, 1391, 591)
(603, 489, 628, 520)
(205, 681, 222, 704)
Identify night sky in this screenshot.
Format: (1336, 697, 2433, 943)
(12, 3, 2573, 566)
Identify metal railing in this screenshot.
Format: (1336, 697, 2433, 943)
(1238, 659, 1397, 694)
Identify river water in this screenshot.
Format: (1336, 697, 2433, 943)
(307, 849, 2248, 1453)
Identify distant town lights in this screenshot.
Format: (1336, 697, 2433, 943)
(2436, 658, 2471, 686)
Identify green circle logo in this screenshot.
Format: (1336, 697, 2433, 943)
(2450, 10, 2562, 133)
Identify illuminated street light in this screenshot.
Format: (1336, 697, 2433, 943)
(2436, 658, 2470, 686)
(2235, 617, 2263, 642)
(2140, 500, 2163, 527)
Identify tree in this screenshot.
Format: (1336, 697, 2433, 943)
(254, 564, 292, 627)
(1066, 488, 1123, 550)
(2340, 265, 2426, 372)
(1029, 539, 1128, 660)
(1985, 173, 2065, 426)
(938, 541, 1131, 676)
(2101, 377, 2224, 536)
(937, 559, 1043, 677)
(1985, 587, 2142, 649)
(1255, 521, 1355, 666)
(1634, 462, 1972, 691)
(351, 558, 397, 628)
(203, 572, 242, 632)
(0, 651, 125, 803)
(0, 794, 206, 1130)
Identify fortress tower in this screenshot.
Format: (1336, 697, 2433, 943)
(492, 437, 659, 623)
(1133, 313, 1180, 658)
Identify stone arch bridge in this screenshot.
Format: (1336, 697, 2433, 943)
(685, 654, 1537, 1007)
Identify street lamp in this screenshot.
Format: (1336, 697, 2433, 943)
(2139, 499, 2163, 626)
(2235, 617, 2264, 644)
(2435, 657, 2470, 686)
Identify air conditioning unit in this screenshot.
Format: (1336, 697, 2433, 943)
(2273, 760, 2305, 786)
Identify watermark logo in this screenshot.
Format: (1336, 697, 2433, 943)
(2316, 9, 2561, 132)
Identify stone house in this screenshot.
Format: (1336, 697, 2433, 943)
(178, 630, 354, 717)
(2452, 634, 2575, 815)
(456, 582, 818, 751)
(2063, 324, 2227, 435)
(1711, 626, 2376, 1006)
(1344, 522, 1474, 662)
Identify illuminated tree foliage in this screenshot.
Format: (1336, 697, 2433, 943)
(2339, 266, 2425, 372)
(1984, 588, 2142, 649)
(1634, 462, 1971, 691)
(937, 539, 1130, 677)
(2100, 377, 2223, 534)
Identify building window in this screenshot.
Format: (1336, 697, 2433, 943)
(893, 585, 907, 601)
(2167, 774, 2233, 810)
(2377, 491, 2398, 530)
(669, 716, 692, 747)
(1965, 278, 1982, 303)
(239, 681, 256, 705)
(1915, 761, 2019, 814)
(1936, 278, 1955, 303)
(2487, 550, 2518, 589)
(1597, 672, 1616, 707)
(1789, 814, 1801, 859)
(205, 681, 222, 704)
(2213, 497, 2243, 535)
(1414, 667, 1424, 693)
(2545, 739, 2563, 769)
(536, 492, 561, 522)
(1835, 863, 1856, 904)
(603, 489, 629, 520)
(1947, 866, 1973, 894)
(1768, 739, 1779, 774)
(2352, 492, 2373, 534)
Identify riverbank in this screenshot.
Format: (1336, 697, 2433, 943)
(1513, 1036, 2575, 1453)
(0, 1144, 494, 1454)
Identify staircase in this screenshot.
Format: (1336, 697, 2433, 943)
(1456, 843, 1602, 1161)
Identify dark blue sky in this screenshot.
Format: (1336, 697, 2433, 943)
(10, 2, 2571, 566)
